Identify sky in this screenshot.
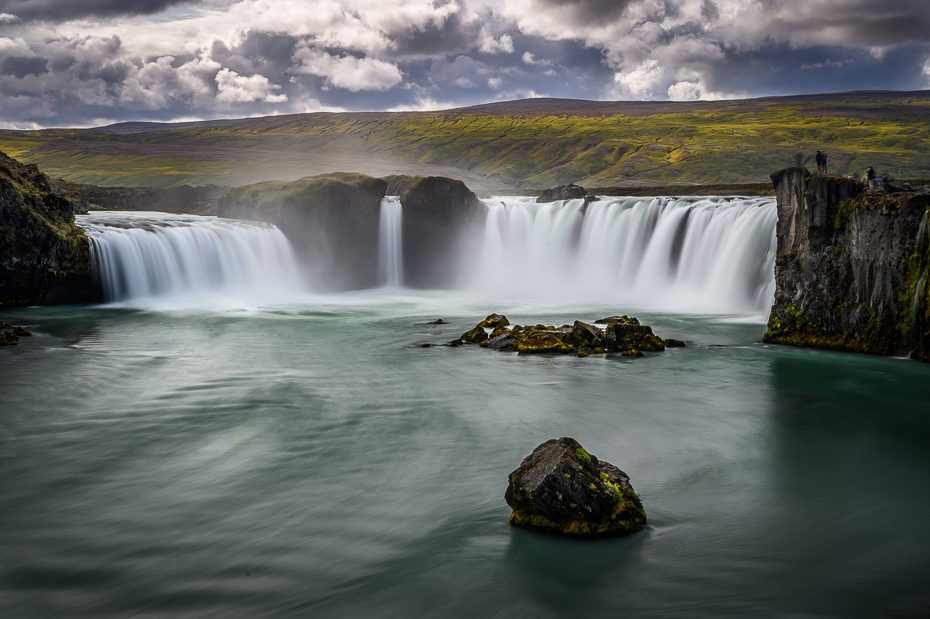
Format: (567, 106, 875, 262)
(0, 0, 929, 128)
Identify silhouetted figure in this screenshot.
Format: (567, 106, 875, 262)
(866, 166, 876, 191)
(821, 151, 828, 175)
(814, 151, 823, 174)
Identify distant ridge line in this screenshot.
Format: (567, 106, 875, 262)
(96, 89, 930, 133)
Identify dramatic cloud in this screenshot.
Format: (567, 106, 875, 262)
(0, 0, 928, 127)
(0, 0, 198, 22)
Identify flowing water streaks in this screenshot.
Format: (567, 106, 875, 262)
(78, 211, 303, 303)
(475, 195, 778, 313)
(378, 197, 403, 288)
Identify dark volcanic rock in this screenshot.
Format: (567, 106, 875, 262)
(398, 176, 486, 288)
(219, 173, 387, 291)
(537, 184, 587, 203)
(763, 167, 930, 360)
(454, 313, 673, 357)
(477, 313, 510, 328)
(460, 326, 489, 343)
(66, 183, 230, 215)
(0, 151, 95, 307)
(505, 437, 647, 537)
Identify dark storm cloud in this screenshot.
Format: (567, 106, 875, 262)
(699, 0, 718, 21)
(0, 0, 198, 22)
(1, 55, 47, 77)
(387, 8, 483, 58)
(532, 0, 641, 26)
(700, 43, 930, 98)
(2, 0, 930, 128)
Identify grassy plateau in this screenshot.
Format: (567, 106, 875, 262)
(1, 91, 928, 192)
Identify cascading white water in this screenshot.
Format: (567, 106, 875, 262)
(474, 195, 778, 314)
(378, 197, 403, 287)
(78, 211, 303, 303)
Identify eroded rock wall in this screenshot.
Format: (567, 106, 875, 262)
(398, 176, 486, 288)
(0, 152, 95, 307)
(219, 173, 387, 291)
(764, 167, 930, 360)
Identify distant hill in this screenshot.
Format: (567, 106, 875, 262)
(1, 90, 928, 192)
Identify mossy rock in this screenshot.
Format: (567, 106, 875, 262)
(478, 313, 510, 328)
(460, 326, 489, 344)
(505, 437, 646, 538)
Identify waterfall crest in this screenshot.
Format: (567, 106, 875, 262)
(79, 211, 303, 303)
(378, 197, 403, 288)
(473, 195, 777, 314)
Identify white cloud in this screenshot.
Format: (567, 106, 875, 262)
(488, 76, 503, 88)
(521, 51, 552, 66)
(292, 46, 403, 91)
(0, 13, 19, 23)
(667, 80, 702, 101)
(216, 68, 288, 103)
(0, 37, 34, 56)
(479, 33, 514, 54)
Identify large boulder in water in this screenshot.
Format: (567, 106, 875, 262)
(0, 151, 95, 307)
(505, 437, 647, 537)
(397, 176, 486, 289)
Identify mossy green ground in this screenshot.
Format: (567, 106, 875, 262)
(2, 93, 928, 191)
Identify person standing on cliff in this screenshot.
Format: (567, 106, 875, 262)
(814, 151, 823, 174)
(867, 166, 876, 191)
(822, 151, 828, 175)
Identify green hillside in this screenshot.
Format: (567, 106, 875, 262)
(1, 91, 928, 192)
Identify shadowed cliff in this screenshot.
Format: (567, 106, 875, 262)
(0, 151, 95, 307)
(764, 168, 930, 360)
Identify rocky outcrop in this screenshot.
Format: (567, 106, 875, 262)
(764, 167, 930, 360)
(451, 313, 679, 356)
(66, 183, 229, 215)
(1, 152, 95, 307)
(0, 320, 32, 346)
(219, 173, 387, 291)
(505, 437, 646, 537)
(397, 176, 486, 288)
(536, 183, 587, 203)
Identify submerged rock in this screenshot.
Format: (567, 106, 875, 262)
(664, 338, 686, 347)
(505, 437, 646, 537)
(414, 319, 448, 327)
(0, 321, 33, 347)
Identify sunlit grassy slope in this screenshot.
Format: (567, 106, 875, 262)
(2, 91, 928, 191)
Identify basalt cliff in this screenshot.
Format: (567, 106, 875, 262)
(764, 168, 930, 361)
(0, 151, 94, 307)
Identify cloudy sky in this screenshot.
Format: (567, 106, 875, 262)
(1, 0, 929, 128)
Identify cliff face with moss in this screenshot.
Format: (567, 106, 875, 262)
(764, 167, 930, 360)
(219, 173, 388, 290)
(0, 151, 94, 307)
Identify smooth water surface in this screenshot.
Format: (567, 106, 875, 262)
(2, 294, 930, 618)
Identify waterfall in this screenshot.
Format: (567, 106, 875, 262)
(473, 195, 778, 314)
(378, 197, 403, 287)
(78, 211, 303, 303)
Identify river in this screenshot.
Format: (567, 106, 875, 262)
(1, 203, 929, 617)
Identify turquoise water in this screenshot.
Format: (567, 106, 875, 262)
(2, 293, 930, 617)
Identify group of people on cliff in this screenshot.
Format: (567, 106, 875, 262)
(814, 150, 829, 174)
